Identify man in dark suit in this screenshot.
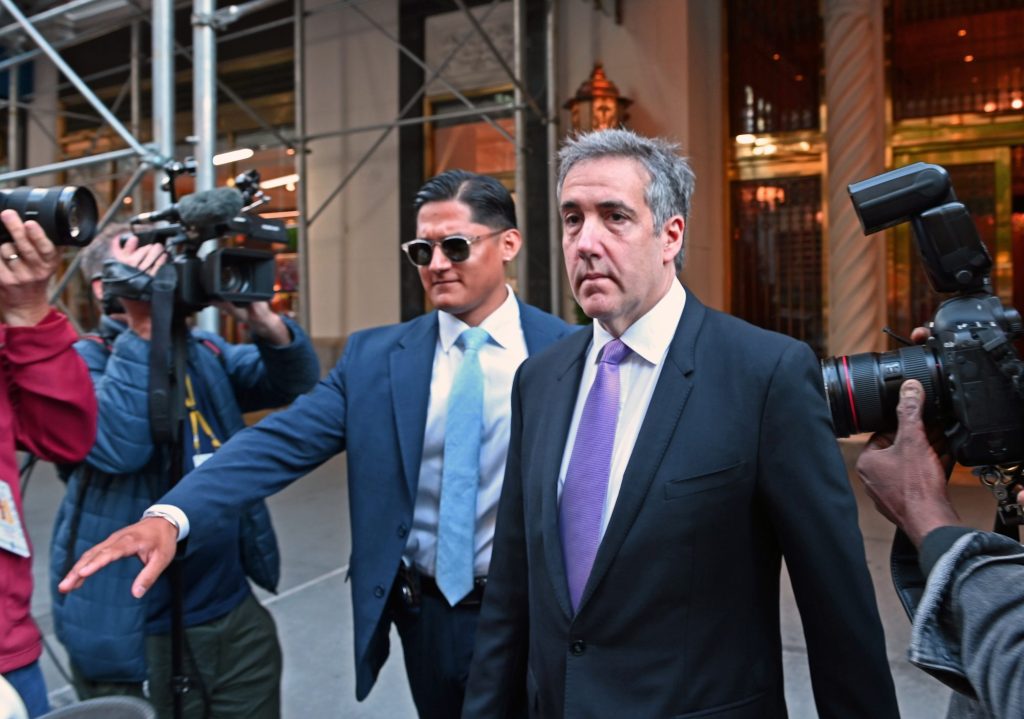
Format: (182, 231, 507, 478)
(59, 170, 574, 718)
(462, 129, 900, 718)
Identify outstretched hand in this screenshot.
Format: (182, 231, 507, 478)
(58, 517, 178, 598)
(855, 379, 960, 547)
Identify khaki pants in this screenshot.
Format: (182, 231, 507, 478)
(146, 594, 282, 719)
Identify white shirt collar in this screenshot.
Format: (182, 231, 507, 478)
(590, 279, 686, 365)
(438, 284, 521, 352)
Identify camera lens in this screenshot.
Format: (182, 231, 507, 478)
(821, 345, 944, 436)
(220, 265, 250, 294)
(0, 185, 97, 247)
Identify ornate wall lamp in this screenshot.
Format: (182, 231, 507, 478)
(564, 62, 632, 132)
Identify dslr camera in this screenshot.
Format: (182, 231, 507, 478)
(0, 185, 98, 246)
(821, 163, 1024, 477)
(116, 170, 287, 311)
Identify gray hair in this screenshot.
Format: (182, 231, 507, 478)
(557, 128, 695, 271)
(78, 222, 129, 283)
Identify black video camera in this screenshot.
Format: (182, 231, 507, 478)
(119, 171, 287, 311)
(0, 185, 98, 246)
(821, 162, 1024, 471)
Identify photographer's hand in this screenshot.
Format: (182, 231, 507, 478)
(109, 235, 167, 339)
(856, 379, 961, 547)
(0, 210, 60, 326)
(58, 516, 178, 598)
(214, 300, 291, 346)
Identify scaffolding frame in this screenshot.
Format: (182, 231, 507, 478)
(0, 0, 559, 330)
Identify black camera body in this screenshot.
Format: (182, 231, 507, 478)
(822, 162, 1024, 467)
(173, 247, 276, 309)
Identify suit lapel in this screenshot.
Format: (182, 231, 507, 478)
(576, 296, 707, 614)
(389, 313, 439, 501)
(519, 298, 562, 354)
(540, 328, 592, 620)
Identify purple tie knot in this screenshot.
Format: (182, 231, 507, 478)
(599, 338, 630, 366)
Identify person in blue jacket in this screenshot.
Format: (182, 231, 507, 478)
(59, 171, 576, 719)
(50, 225, 320, 718)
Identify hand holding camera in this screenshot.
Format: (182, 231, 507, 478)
(108, 233, 169, 339)
(0, 209, 61, 327)
(213, 299, 290, 347)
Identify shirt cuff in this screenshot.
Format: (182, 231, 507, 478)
(142, 504, 191, 541)
(919, 525, 975, 576)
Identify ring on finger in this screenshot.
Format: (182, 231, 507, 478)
(5, 253, 18, 261)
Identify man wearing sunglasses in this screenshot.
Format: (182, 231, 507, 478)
(58, 169, 575, 718)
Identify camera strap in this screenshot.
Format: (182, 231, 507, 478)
(149, 264, 184, 444)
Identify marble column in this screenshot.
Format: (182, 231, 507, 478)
(824, 0, 887, 355)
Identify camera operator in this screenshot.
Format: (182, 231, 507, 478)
(857, 374, 1024, 719)
(48, 224, 319, 718)
(0, 210, 97, 717)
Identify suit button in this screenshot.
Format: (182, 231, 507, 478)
(374, 585, 386, 598)
(397, 523, 408, 538)
(570, 640, 585, 655)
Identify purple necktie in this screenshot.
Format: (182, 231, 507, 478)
(560, 338, 631, 611)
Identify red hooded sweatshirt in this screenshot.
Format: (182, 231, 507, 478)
(0, 310, 96, 674)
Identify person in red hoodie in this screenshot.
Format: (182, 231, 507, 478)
(0, 209, 97, 717)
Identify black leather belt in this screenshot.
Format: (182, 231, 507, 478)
(394, 563, 487, 608)
(420, 574, 487, 607)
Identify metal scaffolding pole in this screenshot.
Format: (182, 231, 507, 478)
(454, 0, 545, 120)
(293, 0, 310, 329)
(131, 20, 143, 209)
(152, 0, 175, 210)
(0, 0, 112, 42)
(303, 103, 525, 143)
(308, 0, 505, 225)
(545, 0, 561, 315)
(513, 0, 527, 296)
(193, 0, 220, 333)
(0, 146, 140, 183)
(0, 0, 545, 340)
(345, 0, 514, 144)
(7, 57, 18, 172)
(0, 0, 150, 160)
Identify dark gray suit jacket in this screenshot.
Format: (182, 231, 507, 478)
(463, 291, 899, 719)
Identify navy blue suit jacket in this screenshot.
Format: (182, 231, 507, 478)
(161, 298, 575, 700)
(463, 292, 899, 719)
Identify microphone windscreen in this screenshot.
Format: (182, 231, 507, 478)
(176, 187, 245, 226)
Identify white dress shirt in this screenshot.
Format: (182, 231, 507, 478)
(406, 286, 529, 577)
(557, 279, 686, 538)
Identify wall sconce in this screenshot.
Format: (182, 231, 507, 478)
(564, 62, 632, 132)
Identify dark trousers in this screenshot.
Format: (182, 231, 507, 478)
(390, 575, 483, 719)
(146, 593, 282, 719)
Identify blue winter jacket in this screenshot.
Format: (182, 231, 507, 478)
(50, 314, 319, 682)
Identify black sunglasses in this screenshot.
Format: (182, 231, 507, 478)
(400, 228, 506, 267)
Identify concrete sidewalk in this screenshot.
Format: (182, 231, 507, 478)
(21, 439, 1000, 717)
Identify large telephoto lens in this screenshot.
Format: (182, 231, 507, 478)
(0, 186, 98, 247)
(821, 345, 944, 436)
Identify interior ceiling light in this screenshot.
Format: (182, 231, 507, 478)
(735, 134, 756, 144)
(213, 148, 255, 165)
(260, 173, 300, 189)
